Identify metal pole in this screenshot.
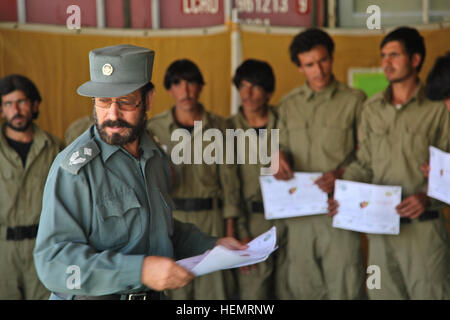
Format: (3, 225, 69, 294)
(230, 8, 242, 115)
(422, 0, 430, 24)
(96, 0, 106, 28)
(224, 0, 231, 23)
(327, 0, 336, 28)
(152, 0, 160, 30)
(17, 0, 26, 24)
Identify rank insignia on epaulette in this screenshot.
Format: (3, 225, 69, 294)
(62, 140, 100, 175)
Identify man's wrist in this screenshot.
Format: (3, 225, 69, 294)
(335, 167, 345, 179)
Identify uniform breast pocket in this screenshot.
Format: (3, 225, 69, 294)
(159, 191, 175, 237)
(321, 124, 352, 160)
(404, 131, 430, 163)
(94, 192, 142, 250)
(287, 122, 308, 148)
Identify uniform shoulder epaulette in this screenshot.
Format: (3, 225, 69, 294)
(61, 138, 100, 175)
(279, 86, 304, 104)
(224, 114, 237, 127)
(151, 109, 171, 122)
(364, 91, 385, 106)
(204, 111, 226, 130)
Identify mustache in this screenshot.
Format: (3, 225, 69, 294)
(11, 114, 25, 121)
(101, 119, 134, 129)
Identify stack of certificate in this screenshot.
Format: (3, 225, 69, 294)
(176, 227, 278, 276)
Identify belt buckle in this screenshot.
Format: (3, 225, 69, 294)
(127, 293, 148, 300)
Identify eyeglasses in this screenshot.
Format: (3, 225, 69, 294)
(92, 97, 143, 111)
(2, 98, 29, 108)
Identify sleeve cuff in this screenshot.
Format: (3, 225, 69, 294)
(118, 254, 145, 290)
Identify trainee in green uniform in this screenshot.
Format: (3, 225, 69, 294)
(275, 29, 367, 299)
(336, 27, 450, 300)
(227, 59, 287, 300)
(148, 105, 241, 300)
(0, 75, 63, 299)
(343, 84, 450, 299)
(148, 59, 242, 300)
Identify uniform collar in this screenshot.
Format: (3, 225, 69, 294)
(383, 81, 425, 108)
(0, 123, 50, 168)
(0, 123, 49, 152)
(94, 124, 160, 163)
(168, 103, 212, 131)
(236, 105, 277, 130)
(302, 76, 338, 101)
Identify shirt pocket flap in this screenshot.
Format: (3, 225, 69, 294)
(97, 192, 141, 221)
(371, 125, 389, 136)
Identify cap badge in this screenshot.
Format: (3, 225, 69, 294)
(102, 63, 114, 76)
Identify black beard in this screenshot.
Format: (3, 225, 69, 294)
(4, 116, 33, 132)
(94, 108, 147, 146)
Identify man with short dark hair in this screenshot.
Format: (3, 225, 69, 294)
(34, 45, 245, 300)
(329, 27, 450, 299)
(0, 74, 63, 299)
(228, 59, 287, 299)
(426, 52, 450, 110)
(148, 59, 242, 300)
(273, 28, 367, 299)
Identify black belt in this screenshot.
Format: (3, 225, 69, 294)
(173, 198, 223, 211)
(54, 291, 161, 300)
(400, 210, 439, 224)
(6, 224, 38, 240)
(250, 201, 265, 214)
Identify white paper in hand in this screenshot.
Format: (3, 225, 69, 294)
(176, 226, 278, 276)
(427, 146, 450, 204)
(260, 173, 328, 220)
(333, 180, 401, 235)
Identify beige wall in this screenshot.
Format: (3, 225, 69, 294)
(1, 26, 450, 140)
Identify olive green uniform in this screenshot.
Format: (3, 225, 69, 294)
(34, 126, 217, 299)
(278, 79, 367, 299)
(0, 123, 63, 299)
(64, 115, 94, 145)
(227, 106, 287, 299)
(148, 105, 242, 300)
(343, 84, 450, 299)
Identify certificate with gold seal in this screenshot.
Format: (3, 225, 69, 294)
(260, 172, 328, 220)
(333, 180, 401, 235)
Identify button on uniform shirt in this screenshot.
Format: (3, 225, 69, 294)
(278, 79, 367, 173)
(343, 83, 450, 199)
(147, 105, 241, 220)
(0, 123, 63, 230)
(34, 126, 217, 296)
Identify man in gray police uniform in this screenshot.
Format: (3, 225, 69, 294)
(33, 44, 246, 300)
